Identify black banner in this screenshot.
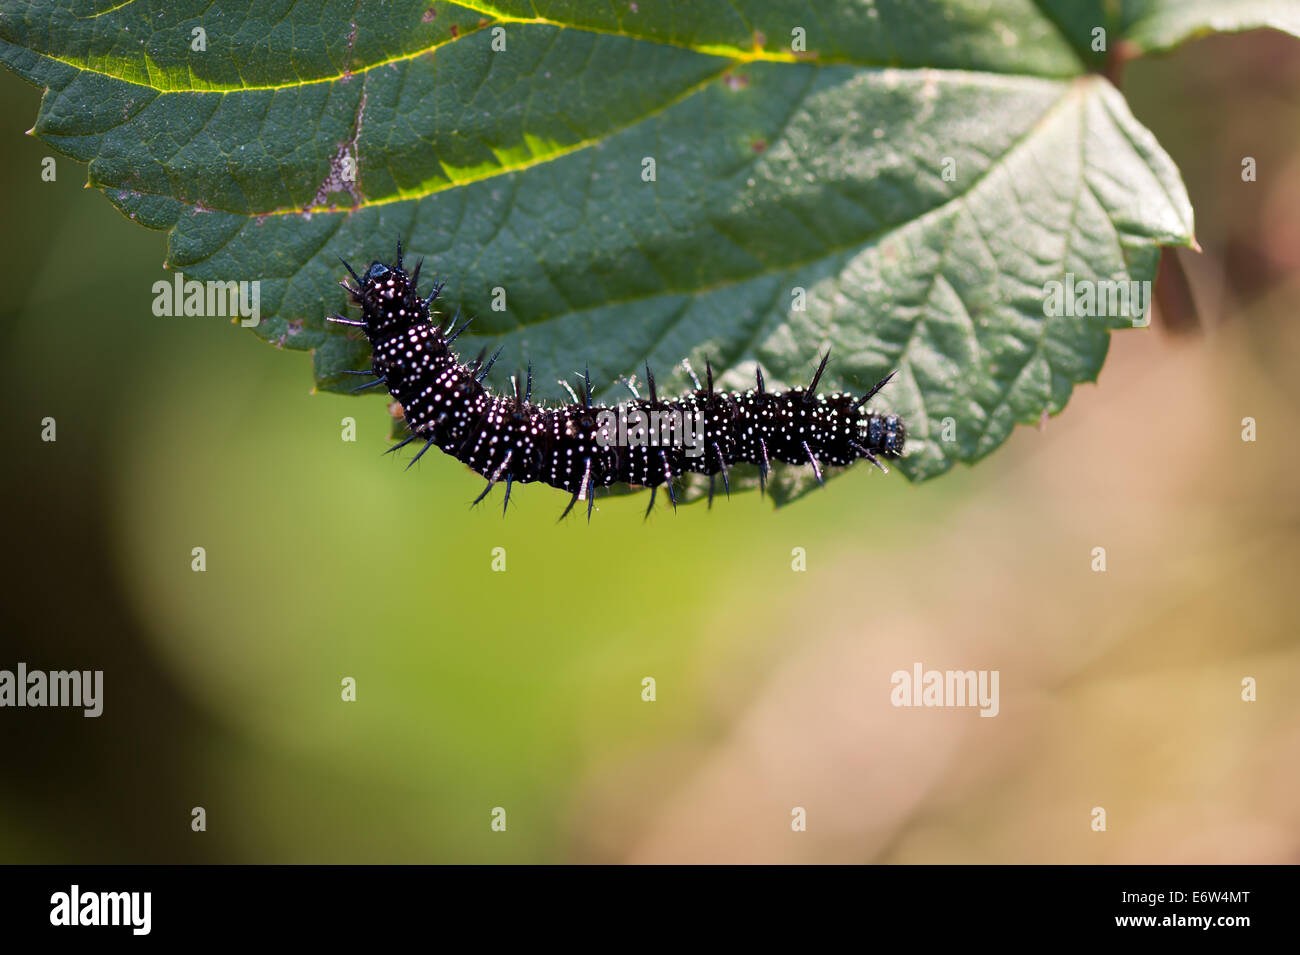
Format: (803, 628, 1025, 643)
(0, 864, 1283, 940)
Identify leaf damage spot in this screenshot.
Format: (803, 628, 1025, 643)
(310, 82, 368, 211)
(342, 20, 358, 79)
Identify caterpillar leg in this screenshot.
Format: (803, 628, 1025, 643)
(337, 367, 386, 393)
(385, 434, 418, 456)
(405, 435, 438, 470)
(714, 443, 730, 499)
(851, 441, 889, 474)
(471, 450, 513, 507)
(556, 459, 596, 523)
(501, 474, 514, 515)
(802, 440, 825, 488)
(582, 458, 595, 523)
(472, 480, 494, 506)
(659, 451, 677, 512)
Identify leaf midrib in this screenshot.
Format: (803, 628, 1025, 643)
(12, 1, 1084, 96)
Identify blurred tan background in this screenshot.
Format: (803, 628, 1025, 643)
(0, 28, 1297, 863)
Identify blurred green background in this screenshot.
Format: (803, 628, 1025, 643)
(1, 29, 1297, 863)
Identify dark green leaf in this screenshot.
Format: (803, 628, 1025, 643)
(4, 0, 1260, 503)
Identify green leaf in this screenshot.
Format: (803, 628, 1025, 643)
(2, 0, 1238, 503)
(1122, 0, 1300, 54)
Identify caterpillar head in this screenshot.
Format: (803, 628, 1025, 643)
(861, 412, 907, 457)
(359, 261, 428, 342)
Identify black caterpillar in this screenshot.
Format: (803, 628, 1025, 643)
(329, 243, 906, 519)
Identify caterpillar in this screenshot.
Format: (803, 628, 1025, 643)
(328, 242, 906, 519)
